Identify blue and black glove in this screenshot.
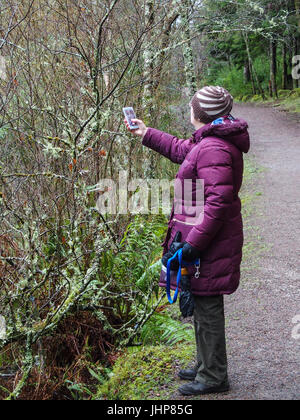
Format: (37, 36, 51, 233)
(181, 242, 201, 262)
(162, 232, 184, 271)
(162, 233, 201, 318)
(162, 232, 201, 270)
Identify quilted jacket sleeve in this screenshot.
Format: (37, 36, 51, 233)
(142, 128, 194, 164)
(185, 139, 234, 252)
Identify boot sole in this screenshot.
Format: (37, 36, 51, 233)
(179, 385, 230, 396)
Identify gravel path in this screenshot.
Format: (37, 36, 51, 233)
(221, 104, 300, 400)
(179, 103, 300, 400)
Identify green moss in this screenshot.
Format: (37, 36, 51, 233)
(241, 94, 253, 102)
(243, 157, 264, 182)
(290, 88, 300, 98)
(281, 94, 300, 113)
(238, 88, 300, 114)
(96, 343, 194, 400)
(234, 94, 244, 102)
(278, 89, 291, 98)
(250, 94, 263, 102)
(237, 88, 299, 114)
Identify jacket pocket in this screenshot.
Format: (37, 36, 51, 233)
(167, 218, 194, 250)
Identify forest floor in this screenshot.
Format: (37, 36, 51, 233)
(99, 103, 300, 401)
(175, 102, 300, 401)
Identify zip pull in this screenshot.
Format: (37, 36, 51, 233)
(194, 260, 201, 279)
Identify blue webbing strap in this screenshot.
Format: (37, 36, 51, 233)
(166, 249, 183, 304)
(166, 249, 200, 304)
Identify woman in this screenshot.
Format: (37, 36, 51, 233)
(125, 86, 250, 396)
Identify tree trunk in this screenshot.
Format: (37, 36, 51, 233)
(152, 12, 179, 93)
(178, 0, 197, 97)
(142, 1, 156, 177)
(292, 35, 300, 88)
(244, 57, 256, 94)
(282, 42, 288, 90)
(143, 0, 155, 122)
(244, 59, 251, 83)
(270, 39, 278, 98)
(243, 32, 266, 98)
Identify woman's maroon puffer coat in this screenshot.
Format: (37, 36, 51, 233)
(142, 116, 250, 296)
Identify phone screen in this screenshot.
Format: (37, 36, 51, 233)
(123, 107, 139, 129)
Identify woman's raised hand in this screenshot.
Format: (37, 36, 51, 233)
(124, 118, 148, 138)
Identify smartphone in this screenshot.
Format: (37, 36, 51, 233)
(123, 107, 139, 130)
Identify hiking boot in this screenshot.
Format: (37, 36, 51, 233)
(178, 367, 197, 381)
(178, 380, 230, 396)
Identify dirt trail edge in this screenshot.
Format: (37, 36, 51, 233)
(181, 103, 300, 401)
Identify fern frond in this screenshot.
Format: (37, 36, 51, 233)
(139, 312, 194, 346)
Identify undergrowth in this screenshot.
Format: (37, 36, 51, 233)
(96, 342, 194, 400)
(0, 214, 168, 400)
(93, 298, 196, 400)
(236, 88, 300, 115)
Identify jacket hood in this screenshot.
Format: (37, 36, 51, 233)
(192, 116, 250, 153)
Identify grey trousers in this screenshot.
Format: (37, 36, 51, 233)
(193, 295, 229, 386)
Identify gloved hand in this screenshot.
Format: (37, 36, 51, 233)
(162, 235, 201, 270)
(182, 242, 201, 262)
(162, 232, 184, 271)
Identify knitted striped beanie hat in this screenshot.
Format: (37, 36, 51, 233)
(190, 86, 234, 124)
